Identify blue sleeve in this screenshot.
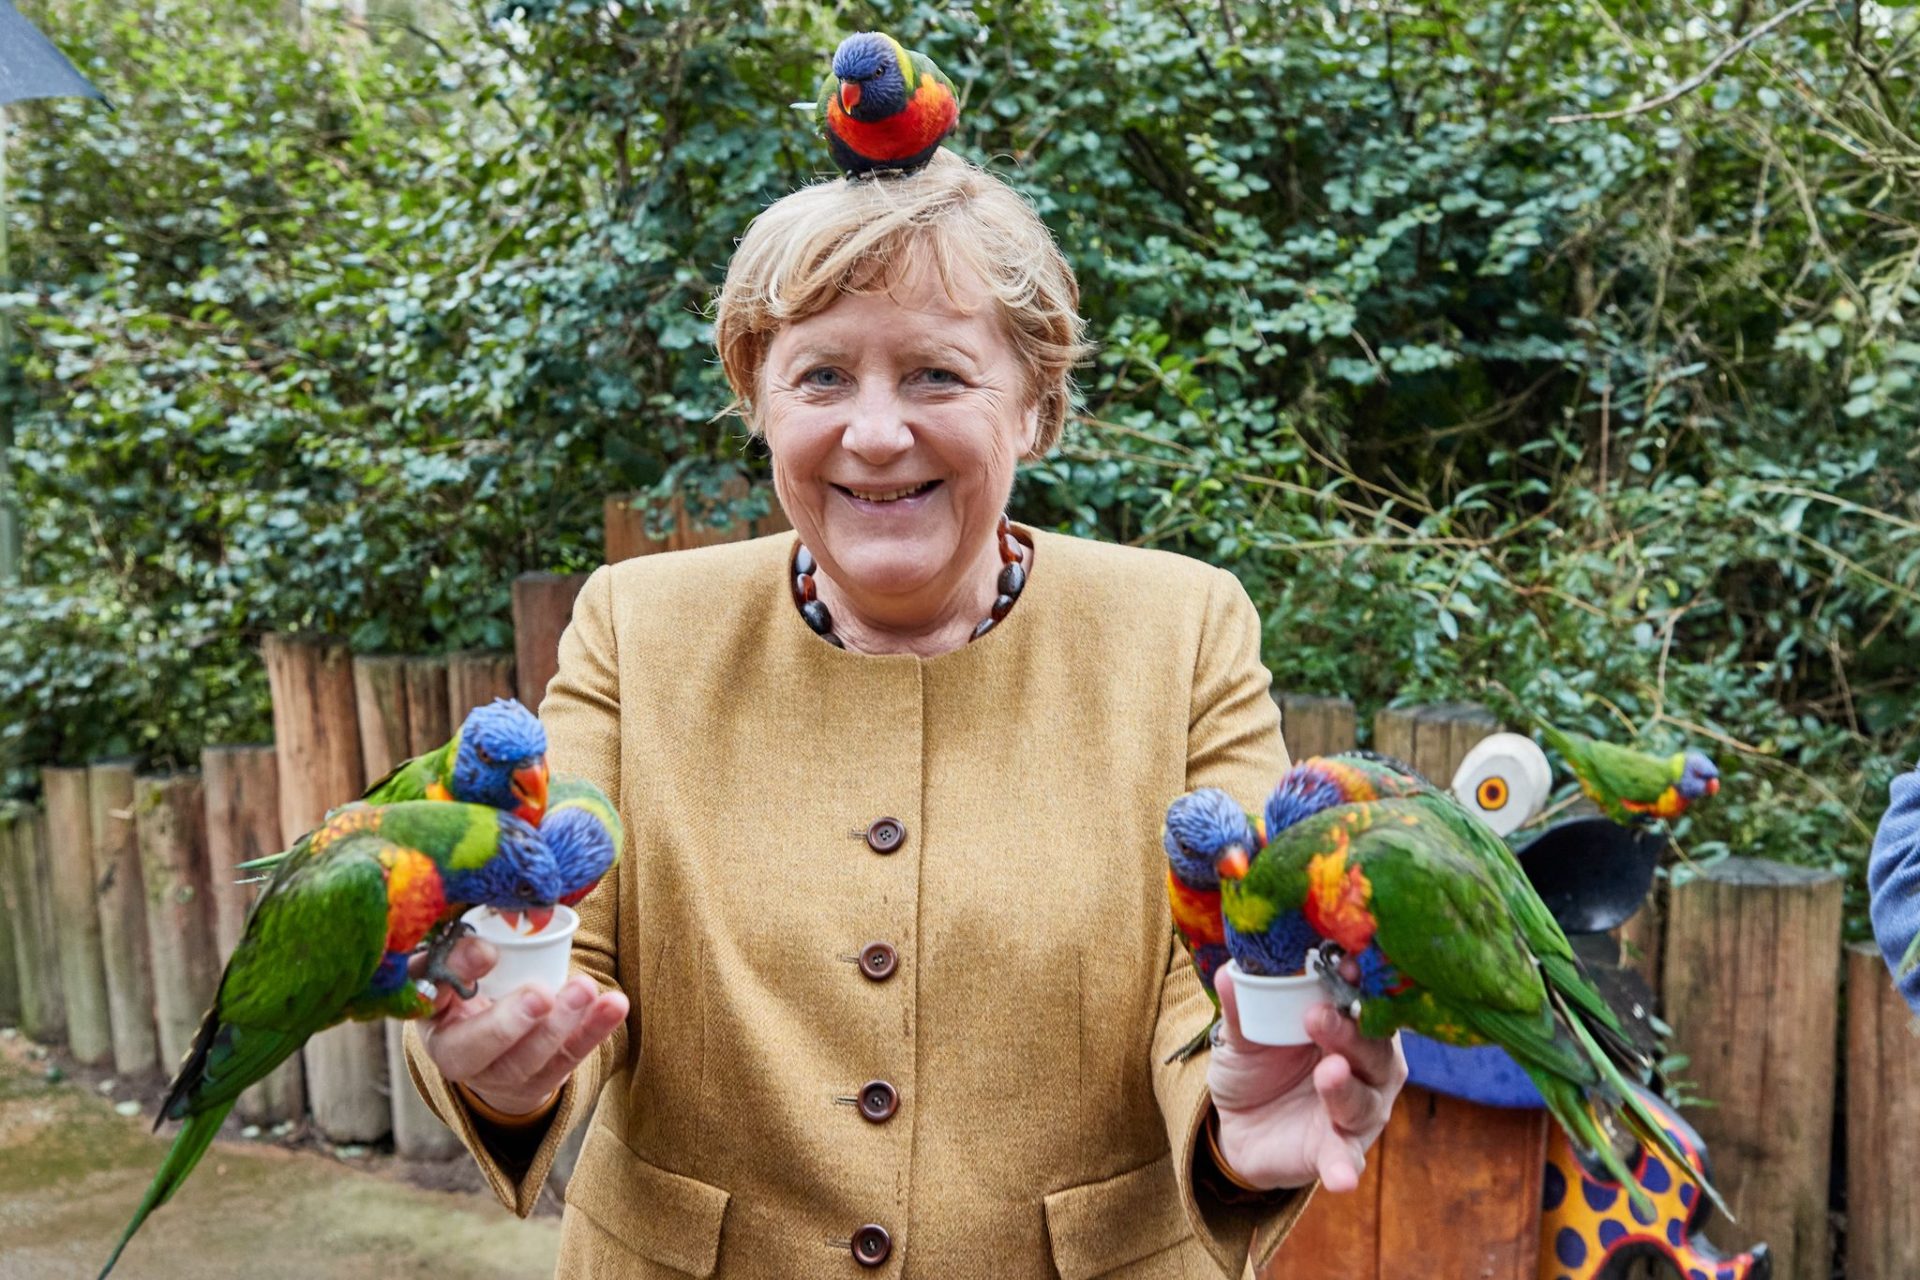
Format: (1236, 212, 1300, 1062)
(1867, 768, 1920, 1015)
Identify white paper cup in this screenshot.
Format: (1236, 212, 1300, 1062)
(462, 904, 580, 1002)
(1226, 959, 1330, 1046)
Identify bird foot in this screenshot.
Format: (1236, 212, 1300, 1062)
(1310, 946, 1364, 1018)
(419, 921, 478, 1001)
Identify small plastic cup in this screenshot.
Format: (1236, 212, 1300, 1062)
(461, 904, 580, 1002)
(1225, 959, 1330, 1046)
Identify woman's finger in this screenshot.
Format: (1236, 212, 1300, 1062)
(474, 976, 602, 1091)
(425, 983, 560, 1080)
(1313, 1049, 1392, 1139)
(1305, 1006, 1405, 1090)
(508, 990, 628, 1100)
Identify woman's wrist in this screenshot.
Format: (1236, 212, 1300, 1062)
(454, 1079, 562, 1129)
(1204, 1106, 1270, 1193)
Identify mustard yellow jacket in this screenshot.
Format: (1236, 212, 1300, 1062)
(407, 527, 1311, 1278)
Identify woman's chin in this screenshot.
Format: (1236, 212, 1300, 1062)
(824, 543, 954, 602)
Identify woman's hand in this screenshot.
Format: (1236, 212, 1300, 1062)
(411, 937, 629, 1118)
(1207, 965, 1408, 1193)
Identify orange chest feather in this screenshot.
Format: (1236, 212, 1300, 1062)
(382, 848, 448, 953)
(1622, 787, 1686, 819)
(828, 79, 957, 159)
(1167, 868, 1225, 946)
(1304, 841, 1377, 954)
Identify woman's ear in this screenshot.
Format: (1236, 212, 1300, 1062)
(1018, 398, 1041, 459)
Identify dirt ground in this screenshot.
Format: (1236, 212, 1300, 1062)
(0, 1030, 560, 1280)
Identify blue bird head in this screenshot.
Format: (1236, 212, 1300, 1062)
(1164, 788, 1256, 889)
(1264, 761, 1352, 841)
(451, 699, 549, 824)
(441, 813, 562, 928)
(544, 799, 621, 907)
(832, 31, 909, 121)
(1676, 750, 1720, 801)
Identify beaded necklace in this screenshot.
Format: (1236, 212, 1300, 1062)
(792, 513, 1028, 650)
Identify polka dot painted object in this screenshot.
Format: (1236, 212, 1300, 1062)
(1535, 1081, 1773, 1280)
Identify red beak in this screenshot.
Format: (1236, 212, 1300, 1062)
(1216, 844, 1251, 882)
(523, 906, 555, 934)
(511, 759, 549, 825)
(1706, 777, 1720, 797)
(497, 909, 520, 929)
(841, 80, 861, 111)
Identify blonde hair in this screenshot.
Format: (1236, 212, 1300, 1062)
(714, 150, 1090, 455)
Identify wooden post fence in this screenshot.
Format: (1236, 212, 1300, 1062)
(1664, 858, 1842, 1280)
(1275, 693, 1357, 761)
(136, 774, 219, 1074)
(89, 759, 158, 1076)
(1845, 941, 1920, 1280)
(512, 573, 589, 713)
(2, 809, 65, 1042)
(43, 766, 113, 1064)
(0, 821, 17, 1025)
(446, 651, 515, 721)
(202, 744, 304, 1124)
(265, 633, 387, 1143)
(603, 483, 790, 565)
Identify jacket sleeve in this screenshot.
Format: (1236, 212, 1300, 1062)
(404, 563, 633, 1216)
(1868, 767, 1920, 1015)
(1151, 566, 1316, 1278)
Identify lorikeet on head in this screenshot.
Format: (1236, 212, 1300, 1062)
(508, 774, 622, 928)
(815, 31, 959, 176)
(1537, 722, 1719, 824)
(1221, 776, 1729, 1222)
(98, 801, 561, 1279)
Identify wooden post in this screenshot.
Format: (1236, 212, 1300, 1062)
(136, 775, 219, 1073)
(604, 484, 789, 564)
(202, 745, 304, 1124)
(604, 493, 670, 563)
(1845, 942, 1920, 1280)
(403, 656, 450, 756)
(1275, 694, 1356, 761)
(446, 651, 515, 720)
(264, 633, 388, 1143)
(42, 767, 112, 1064)
(0, 817, 17, 1025)
(89, 760, 158, 1076)
(1664, 858, 1842, 1280)
(2, 809, 65, 1042)
(512, 572, 589, 713)
(353, 655, 412, 779)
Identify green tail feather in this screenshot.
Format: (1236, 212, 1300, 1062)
(1551, 986, 1735, 1223)
(98, 1102, 233, 1279)
(1899, 932, 1919, 980)
(1165, 1016, 1217, 1063)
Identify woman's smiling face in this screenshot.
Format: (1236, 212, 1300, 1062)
(760, 260, 1038, 632)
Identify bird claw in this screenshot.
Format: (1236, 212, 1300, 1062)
(1310, 946, 1364, 1015)
(417, 921, 479, 1001)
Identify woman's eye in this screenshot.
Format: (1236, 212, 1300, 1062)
(802, 367, 845, 387)
(918, 368, 961, 385)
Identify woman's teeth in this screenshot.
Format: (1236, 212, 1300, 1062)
(844, 481, 938, 502)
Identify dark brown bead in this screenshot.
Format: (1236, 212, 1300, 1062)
(800, 599, 834, 635)
(990, 593, 1016, 621)
(1001, 535, 1023, 565)
(970, 617, 997, 641)
(858, 942, 898, 981)
(857, 1080, 899, 1123)
(852, 1224, 891, 1267)
(822, 632, 846, 649)
(795, 545, 816, 577)
(997, 562, 1026, 598)
(794, 573, 816, 603)
(865, 817, 905, 854)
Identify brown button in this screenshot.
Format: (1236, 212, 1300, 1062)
(858, 942, 898, 982)
(865, 817, 905, 854)
(858, 1080, 899, 1123)
(852, 1223, 891, 1267)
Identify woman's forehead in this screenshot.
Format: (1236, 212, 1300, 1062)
(774, 261, 1008, 357)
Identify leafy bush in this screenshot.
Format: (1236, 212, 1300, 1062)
(4, 0, 1916, 929)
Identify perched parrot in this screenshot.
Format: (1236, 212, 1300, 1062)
(237, 697, 550, 876)
(503, 774, 623, 930)
(1162, 788, 1263, 1062)
(1537, 721, 1719, 824)
(98, 801, 562, 1279)
(1215, 767, 1727, 1220)
(814, 31, 959, 176)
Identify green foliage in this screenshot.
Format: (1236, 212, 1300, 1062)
(3, 0, 1916, 934)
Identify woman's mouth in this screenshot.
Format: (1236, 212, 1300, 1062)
(834, 480, 942, 509)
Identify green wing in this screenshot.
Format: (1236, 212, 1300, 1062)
(360, 748, 443, 806)
(167, 832, 393, 1121)
(907, 49, 956, 96)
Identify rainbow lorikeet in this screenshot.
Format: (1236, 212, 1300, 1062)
(814, 31, 959, 176)
(1218, 768, 1728, 1220)
(1537, 721, 1719, 824)
(1163, 788, 1264, 1062)
(98, 801, 562, 1279)
(505, 774, 623, 929)
(236, 698, 550, 877)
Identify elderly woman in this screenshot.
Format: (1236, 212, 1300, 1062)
(404, 150, 1406, 1279)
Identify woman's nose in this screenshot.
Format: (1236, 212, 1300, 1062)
(840, 388, 913, 463)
